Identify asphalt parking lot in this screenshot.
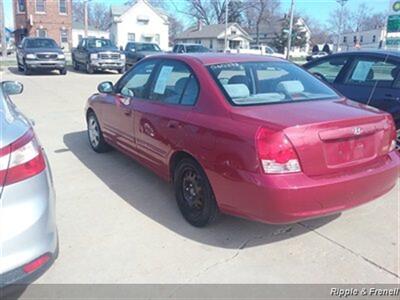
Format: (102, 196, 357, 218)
(1, 66, 399, 284)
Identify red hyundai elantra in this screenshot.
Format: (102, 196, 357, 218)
(85, 54, 399, 227)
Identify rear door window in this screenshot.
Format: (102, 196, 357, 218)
(345, 57, 399, 88)
(149, 61, 199, 105)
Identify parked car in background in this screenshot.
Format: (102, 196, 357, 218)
(303, 51, 400, 149)
(172, 43, 211, 53)
(16, 37, 66, 75)
(306, 51, 329, 62)
(0, 81, 58, 287)
(72, 38, 126, 74)
(124, 42, 163, 68)
(85, 53, 399, 227)
(245, 45, 285, 58)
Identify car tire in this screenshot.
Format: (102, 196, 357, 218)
(86, 63, 94, 74)
(60, 68, 67, 75)
(396, 129, 400, 151)
(174, 158, 219, 227)
(87, 112, 112, 153)
(23, 62, 31, 75)
(72, 59, 79, 71)
(118, 66, 126, 74)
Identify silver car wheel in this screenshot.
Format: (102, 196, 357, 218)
(88, 116, 100, 148)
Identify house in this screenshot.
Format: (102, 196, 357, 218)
(13, 0, 72, 50)
(339, 28, 386, 52)
(175, 23, 252, 52)
(72, 22, 110, 47)
(249, 17, 311, 56)
(110, 0, 169, 50)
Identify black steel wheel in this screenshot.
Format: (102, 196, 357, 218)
(174, 158, 219, 227)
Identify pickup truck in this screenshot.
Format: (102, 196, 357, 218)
(72, 38, 126, 74)
(16, 37, 66, 75)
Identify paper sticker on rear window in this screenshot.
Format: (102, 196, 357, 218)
(154, 66, 174, 94)
(351, 61, 374, 81)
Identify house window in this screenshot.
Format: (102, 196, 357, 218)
(59, 0, 67, 14)
(353, 36, 357, 43)
(195, 39, 201, 44)
(36, 28, 47, 37)
(360, 36, 363, 43)
(36, 0, 46, 13)
(60, 29, 68, 43)
(155, 34, 160, 44)
(17, 0, 26, 13)
(209, 39, 213, 49)
(343, 36, 347, 43)
(231, 29, 237, 35)
(372, 35, 376, 43)
(127, 33, 135, 42)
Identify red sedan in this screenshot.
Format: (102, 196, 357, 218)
(85, 54, 399, 227)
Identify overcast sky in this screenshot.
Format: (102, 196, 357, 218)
(3, 0, 391, 30)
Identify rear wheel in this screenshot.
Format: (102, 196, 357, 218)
(87, 112, 111, 153)
(174, 158, 219, 227)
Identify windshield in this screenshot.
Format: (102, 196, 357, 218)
(208, 61, 339, 106)
(186, 45, 210, 53)
(25, 39, 58, 49)
(130, 43, 161, 52)
(87, 39, 114, 49)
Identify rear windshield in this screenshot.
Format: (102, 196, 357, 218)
(129, 43, 161, 52)
(208, 61, 339, 106)
(25, 38, 58, 49)
(87, 39, 114, 48)
(186, 45, 210, 53)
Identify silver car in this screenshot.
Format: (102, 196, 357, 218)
(0, 81, 57, 287)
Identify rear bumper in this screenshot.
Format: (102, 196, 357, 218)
(25, 60, 66, 69)
(211, 152, 400, 224)
(0, 164, 57, 287)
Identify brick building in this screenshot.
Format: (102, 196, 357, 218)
(13, 0, 73, 50)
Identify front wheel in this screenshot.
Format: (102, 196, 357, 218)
(87, 112, 112, 153)
(118, 66, 126, 74)
(59, 68, 67, 75)
(174, 158, 219, 227)
(72, 59, 79, 70)
(86, 63, 94, 74)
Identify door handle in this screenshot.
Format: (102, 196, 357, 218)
(167, 120, 181, 129)
(385, 94, 400, 101)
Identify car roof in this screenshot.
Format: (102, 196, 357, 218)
(149, 53, 286, 65)
(326, 50, 399, 58)
(24, 37, 54, 40)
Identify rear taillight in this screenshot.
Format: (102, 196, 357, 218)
(0, 129, 46, 186)
(255, 127, 301, 174)
(386, 116, 397, 152)
(23, 253, 51, 274)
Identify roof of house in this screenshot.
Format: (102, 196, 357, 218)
(176, 23, 252, 40)
(111, 0, 169, 21)
(72, 21, 107, 32)
(250, 17, 310, 37)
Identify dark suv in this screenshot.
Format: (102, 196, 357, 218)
(72, 38, 126, 74)
(16, 37, 67, 75)
(124, 42, 162, 67)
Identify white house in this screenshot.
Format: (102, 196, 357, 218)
(339, 28, 386, 51)
(72, 22, 109, 47)
(110, 0, 169, 50)
(175, 23, 252, 52)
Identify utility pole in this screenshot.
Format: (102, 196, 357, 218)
(224, 0, 229, 52)
(84, 0, 89, 38)
(336, 0, 348, 52)
(286, 0, 295, 60)
(0, 0, 7, 58)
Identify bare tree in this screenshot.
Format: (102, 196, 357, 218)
(352, 3, 370, 31)
(72, 0, 111, 31)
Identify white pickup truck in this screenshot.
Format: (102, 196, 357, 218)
(233, 45, 286, 59)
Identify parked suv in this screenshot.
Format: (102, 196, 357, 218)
(16, 37, 66, 75)
(0, 81, 58, 287)
(124, 42, 162, 68)
(172, 43, 211, 53)
(72, 38, 126, 74)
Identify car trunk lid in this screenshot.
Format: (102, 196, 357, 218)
(231, 99, 395, 176)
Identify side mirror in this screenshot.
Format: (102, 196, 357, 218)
(97, 81, 114, 94)
(61, 46, 65, 50)
(17, 44, 22, 49)
(2, 81, 23, 95)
